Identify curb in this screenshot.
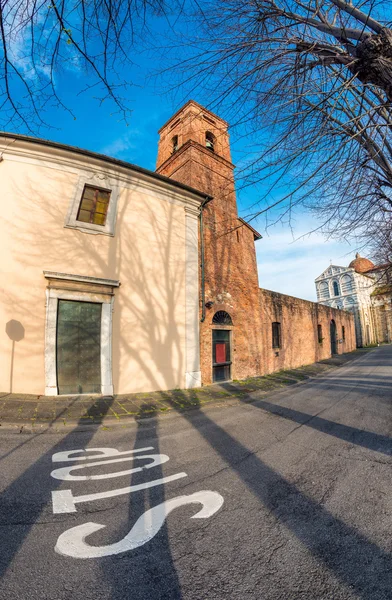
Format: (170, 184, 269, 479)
(0, 347, 379, 434)
(0, 397, 246, 434)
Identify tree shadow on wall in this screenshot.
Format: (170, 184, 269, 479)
(111, 200, 186, 394)
(1, 174, 189, 593)
(5, 174, 188, 395)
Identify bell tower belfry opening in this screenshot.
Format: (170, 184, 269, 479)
(157, 100, 232, 178)
(156, 100, 263, 385)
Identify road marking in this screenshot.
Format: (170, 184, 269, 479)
(50, 454, 170, 481)
(55, 491, 224, 558)
(51, 445, 224, 558)
(52, 447, 154, 463)
(52, 472, 188, 514)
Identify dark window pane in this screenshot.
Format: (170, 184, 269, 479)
(213, 329, 230, 342)
(272, 322, 281, 348)
(213, 364, 230, 382)
(318, 324, 323, 343)
(77, 210, 91, 223)
(83, 187, 96, 200)
(80, 198, 94, 211)
(76, 185, 111, 227)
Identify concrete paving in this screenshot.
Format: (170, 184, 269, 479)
(0, 347, 376, 430)
(0, 344, 391, 599)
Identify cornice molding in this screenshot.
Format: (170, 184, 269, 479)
(44, 271, 120, 287)
(0, 136, 207, 212)
(157, 139, 235, 174)
(158, 100, 229, 133)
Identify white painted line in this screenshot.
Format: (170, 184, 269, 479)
(52, 472, 188, 514)
(51, 454, 170, 481)
(55, 490, 224, 558)
(52, 447, 154, 463)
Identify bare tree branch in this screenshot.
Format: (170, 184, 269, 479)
(0, 0, 182, 130)
(165, 0, 392, 264)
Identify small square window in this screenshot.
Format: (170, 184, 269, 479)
(76, 185, 111, 227)
(272, 322, 281, 349)
(65, 173, 119, 236)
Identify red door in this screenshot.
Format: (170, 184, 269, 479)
(212, 330, 231, 382)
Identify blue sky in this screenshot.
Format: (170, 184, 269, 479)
(4, 12, 358, 301)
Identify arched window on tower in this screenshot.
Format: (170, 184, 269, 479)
(171, 135, 178, 154)
(205, 131, 215, 152)
(333, 281, 340, 297)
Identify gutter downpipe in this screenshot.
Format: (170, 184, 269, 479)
(200, 197, 210, 323)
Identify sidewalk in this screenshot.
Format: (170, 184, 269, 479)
(0, 348, 375, 431)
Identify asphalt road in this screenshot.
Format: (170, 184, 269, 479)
(1, 346, 392, 600)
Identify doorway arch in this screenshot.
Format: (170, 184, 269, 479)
(330, 319, 337, 355)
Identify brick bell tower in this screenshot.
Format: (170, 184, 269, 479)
(156, 100, 263, 384)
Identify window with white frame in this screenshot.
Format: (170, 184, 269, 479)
(65, 172, 119, 236)
(76, 185, 111, 226)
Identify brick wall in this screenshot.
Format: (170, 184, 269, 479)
(157, 101, 356, 385)
(157, 102, 264, 385)
(259, 289, 356, 373)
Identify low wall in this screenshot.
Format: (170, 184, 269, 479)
(259, 288, 356, 375)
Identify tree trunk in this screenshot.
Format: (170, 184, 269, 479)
(355, 28, 392, 102)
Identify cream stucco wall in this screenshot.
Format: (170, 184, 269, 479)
(0, 138, 202, 395)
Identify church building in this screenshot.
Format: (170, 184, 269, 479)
(0, 101, 355, 396)
(315, 254, 392, 347)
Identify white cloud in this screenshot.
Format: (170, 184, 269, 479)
(99, 129, 142, 160)
(6, 7, 84, 82)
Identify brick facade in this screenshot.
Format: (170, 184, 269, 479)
(156, 101, 356, 384)
(259, 289, 356, 373)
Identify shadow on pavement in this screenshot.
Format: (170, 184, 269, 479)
(248, 396, 392, 455)
(0, 396, 116, 578)
(163, 389, 392, 600)
(104, 404, 182, 600)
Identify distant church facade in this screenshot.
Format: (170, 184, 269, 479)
(315, 254, 392, 347)
(0, 101, 355, 396)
